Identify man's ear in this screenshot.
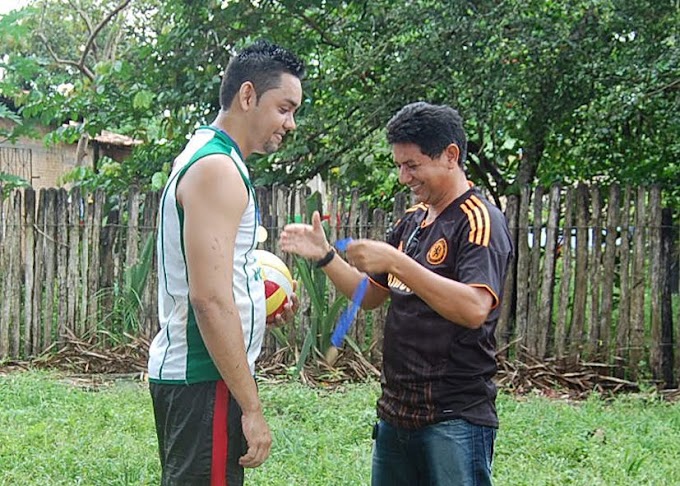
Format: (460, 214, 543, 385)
(446, 143, 460, 168)
(237, 81, 257, 111)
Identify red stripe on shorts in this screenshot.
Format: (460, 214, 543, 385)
(211, 380, 230, 486)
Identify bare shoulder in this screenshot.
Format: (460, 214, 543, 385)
(176, 154, 248, 215)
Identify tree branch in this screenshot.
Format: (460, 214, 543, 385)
(66, 0, 98, 58)
(646, 78, 680, 98)
(78, 0, 132, 68)
(37, 32, 95, 81)
(290, 10, 342, 49)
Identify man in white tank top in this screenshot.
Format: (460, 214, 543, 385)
(148, 40, 304, 486)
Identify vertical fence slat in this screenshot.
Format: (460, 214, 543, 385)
(615, 187, 633, 374)
(67, 188, 81, 335)
(79, 192, 91, 334)
(629, 187, 648, 379)
(8, 191, 22, 357)
(56, 189, 68, 339)
(537, 185, 560, 358)
(0, 195, 7, 359)
(660, 208, 675, 387)
(87, 189, 104, 335)
(126, 186, 141, 269)
(141, 191, 159, 339)
(392, 192, 407, 225)
(22, 188, 35, 356)
(31, 189, 46, 354)
(42, 189, 57, 352)
(648, 186, 663, 379)
(496, 194, 519, 356)
(515, 186, 531, 351)
(556, 187, 575, 359)
(527, 186, 544, 356)
(599, 184, 620, 363)
(569, 184, 589, 361)
(586, 186, 603, 359)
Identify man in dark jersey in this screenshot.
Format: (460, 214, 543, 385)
(280, 102, 513, 485)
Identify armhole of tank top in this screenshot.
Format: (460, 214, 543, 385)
(173, 151, 252, 213)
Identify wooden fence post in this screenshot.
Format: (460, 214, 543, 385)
(586, 186, 603, 359)
(615, 187, 633, 375)
(515, 186, 531, 352)
(660, 207, 675, 387)
(56, 189, 68, 340)
(555, 187, 574, 359)
(31, 189, 46, 354)
(599, 184, 620, 363)
(41, 189, 57, 353)
(537, 185, 560, 358)
(569, 184, 590, 361)
(629, 187, 648, 380)
(527, 186, 544, 356)
(67, 187, 81, 336)
(496, 194, 519, 357)
(648, 186, 663, 380)
(87, 189, 105, 335)
(23, 188, 36, 356)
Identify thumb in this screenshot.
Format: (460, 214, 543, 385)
(312, 211, 322, 232)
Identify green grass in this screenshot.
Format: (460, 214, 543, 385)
(1, 371, 679, 485)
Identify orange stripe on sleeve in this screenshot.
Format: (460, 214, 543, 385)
(460, 203, 477, 244)
(465, 200, 484, 246)
(470, 195, 491, 247)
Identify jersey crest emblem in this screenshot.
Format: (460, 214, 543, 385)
(426, 238, 447, 265)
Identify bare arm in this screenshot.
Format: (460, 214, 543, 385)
(177, 154, 270, 467)
(279, 211, 389, 309)
(348, 240, 494, 328)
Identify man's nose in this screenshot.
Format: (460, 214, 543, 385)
(284, 113, 296, 131)
(398, 165, 411, 184)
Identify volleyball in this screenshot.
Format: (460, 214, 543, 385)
(254, 249, 295, 319)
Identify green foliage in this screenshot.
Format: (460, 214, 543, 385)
(0, 171, 30, 197)
(96, 234, 155, 338)
(0, 0, 678, 207)
(269, 191, 349, 373)
(291, 255, 347, 374)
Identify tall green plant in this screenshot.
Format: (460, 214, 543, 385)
(278, 191, 347, 375)
(97, 233, 155, 340)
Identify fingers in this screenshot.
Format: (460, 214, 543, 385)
(311, 210, 322, 231)
(266, 294, 298, 328)
(239, 441, 271, 468)
(239, 414, 272, 468)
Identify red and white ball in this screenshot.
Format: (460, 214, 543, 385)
(254, 249, 295, 319)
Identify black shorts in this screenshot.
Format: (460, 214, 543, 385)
(150, 380, 247, 486)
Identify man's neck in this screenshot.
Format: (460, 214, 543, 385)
(212, 110, 250, 158)
(426, 176, 470, 222)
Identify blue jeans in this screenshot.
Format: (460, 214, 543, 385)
(371, 418, 496, 486)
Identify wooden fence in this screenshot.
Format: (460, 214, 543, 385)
(0, 184, 678, 385)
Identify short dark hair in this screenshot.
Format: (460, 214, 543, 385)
(219, 40, 305, 109)
(386, 102, 467, 167)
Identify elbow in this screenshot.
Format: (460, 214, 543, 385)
(463, 307, 491, 329)
(189, 292, 227, 318)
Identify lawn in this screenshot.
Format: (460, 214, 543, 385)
(1, 370, 679, 485)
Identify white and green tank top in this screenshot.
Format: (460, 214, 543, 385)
(148, 126, 266, 384)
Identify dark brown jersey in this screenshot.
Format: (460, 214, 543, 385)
(370, 187, 513, 429)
